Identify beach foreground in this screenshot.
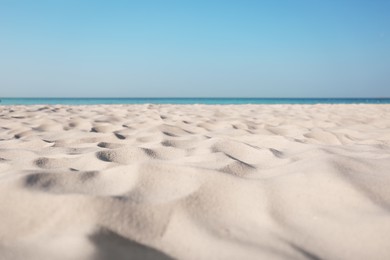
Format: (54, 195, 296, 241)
(0, 104, 389, 260)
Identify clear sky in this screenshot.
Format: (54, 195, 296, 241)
(0, 0, 389, 98)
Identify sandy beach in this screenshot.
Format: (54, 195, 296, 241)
(0, 104, 390, 260)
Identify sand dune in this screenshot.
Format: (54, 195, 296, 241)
(0, 104, 390, 259)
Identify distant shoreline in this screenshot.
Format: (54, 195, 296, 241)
(1, 97, 390, 105)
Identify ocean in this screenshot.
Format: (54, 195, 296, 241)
(1, 98, 390, 105)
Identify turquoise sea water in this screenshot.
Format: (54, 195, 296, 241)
(1, 98, 390, 105)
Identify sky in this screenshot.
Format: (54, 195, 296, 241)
(0, 0, 389, 98)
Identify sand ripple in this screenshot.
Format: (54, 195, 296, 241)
(0, 104, 390, 259)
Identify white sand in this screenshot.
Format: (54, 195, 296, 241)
(0, 104, 390, 260)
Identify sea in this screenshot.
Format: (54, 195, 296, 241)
(1, 98, 390, 105)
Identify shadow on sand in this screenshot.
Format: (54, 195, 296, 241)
(90, 229, 173, 260)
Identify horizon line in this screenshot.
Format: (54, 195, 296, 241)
(2, 97, 390, 99)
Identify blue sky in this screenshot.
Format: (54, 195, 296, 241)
(0, 0, 389, 97)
